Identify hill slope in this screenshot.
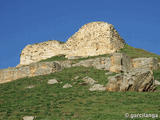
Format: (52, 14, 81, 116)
(0, 66, 160, 120)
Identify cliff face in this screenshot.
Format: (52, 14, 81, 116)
(19, 21, 125, 66)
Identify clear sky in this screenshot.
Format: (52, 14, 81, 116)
(0, 0, 160, 69)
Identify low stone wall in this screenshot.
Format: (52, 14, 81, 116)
(0, 53, 159, 84)
(19, 22, 125, 66)
(132, 58, 159, 70)
(110, 53, 131, 73)
(0, 62, 61, 84)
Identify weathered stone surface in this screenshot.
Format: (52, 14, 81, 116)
(73, 57, 111, 70)
(19, 21, 125, 66)
(109, 53, 131, 73)
(63, 83, 72, 88)
(55, 60, 73, 68)
(67, 56, 83, 60)
(1, 52, 159, 84)
(65, 22, 125, 58)
(48, 79, 58, 85)
(23, 116, 35, 120)
(155, 80, 160, 85)
(106, 68, 156, 92)
(20, 40, 66, 65)
(132, 57, 159, 70)
(105, 72, 113, 76)
(89, 84, 106, 91)
(0, 62, 61, 84)
(26, 85, 35, 89)
(82, 76, 97, 85)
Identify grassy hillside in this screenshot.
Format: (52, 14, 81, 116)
(120, 44, 160, 60)
(0, 66, 160, 120)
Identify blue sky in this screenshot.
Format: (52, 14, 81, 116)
(0, 0, 160, 69)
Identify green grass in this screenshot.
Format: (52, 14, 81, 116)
(40, 54, 111, 63)
(120, 44, 160, 60)
(154, 70, 160, 81)
(0, 66, 160, 120)
(40, 54, 67, 62)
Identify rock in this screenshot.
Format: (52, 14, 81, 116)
(132, 57, 159, 70)
(26, 85, 35, 89)
(23, 116, 35, 120)
(74, 76, 80, 80)
(67, 56, 82, 60)
(155, 80, 160, 85)
(105, 72, 113, 76)
(82, 76, 97, 85)
(63, 83, 72, 88)
(0, 62, 61, 84)
(109, 53, 131, 73)
(89, 84, 106, 91)
(106, 68, 156, 92)
(72, 59, 94, 67)
(65, 22, 125, 58)
(48, 79, 58, 84)
(19, 40, 66, 65)
(72, 57, 111, 70)
(56, 60, 73, 68)
(19, 21, 125, 66)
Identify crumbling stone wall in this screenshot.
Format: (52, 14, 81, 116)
(1, 53, 159, 84)
(19, 21, 125, 66)
(0, 62, 61, 84)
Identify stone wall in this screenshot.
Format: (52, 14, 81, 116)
(1, 53, 159, 84)
(110, 53, 131, 73)
(19, 21, 125, 66)
(0, 62, 61, 84)
(65, 22, 125, 57)
(19, 40, 67, 66)
(132, 58, 159, 70)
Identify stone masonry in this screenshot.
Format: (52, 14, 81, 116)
(19, 21, 125, 66)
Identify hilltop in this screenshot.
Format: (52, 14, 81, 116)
(0, 21, 160, 120)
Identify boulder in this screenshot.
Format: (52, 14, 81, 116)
(63, 83, 72, 88)
(48, 79, 58, 85)
(155, 80, 160, 85)
(26, 85, 35, 89)
(89, 84, 106, 91)
(82, 76, 97, 85)
(23, 116, 35, 120)
(106, 68, 156, 92)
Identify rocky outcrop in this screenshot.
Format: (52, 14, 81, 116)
(132, 58, 159, 70)
(106, 68, 156, 92)
(0, 62, 61, 84)
(19, 21, 125, 66)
